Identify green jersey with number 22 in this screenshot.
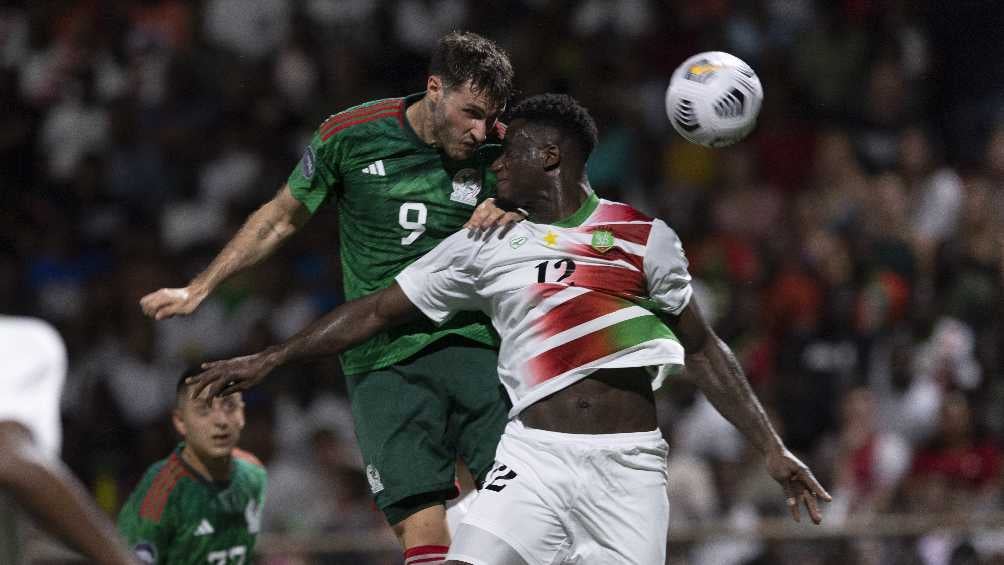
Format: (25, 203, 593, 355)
(117, 446, 267, 565)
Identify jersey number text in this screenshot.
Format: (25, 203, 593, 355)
(535, 259, 577, 283)
(399, 202, 427, 245)
(207, 545, 246, 565)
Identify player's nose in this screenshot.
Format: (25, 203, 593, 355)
(471, 120, 487, 144)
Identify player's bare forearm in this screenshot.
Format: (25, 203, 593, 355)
(190, 185, 309, 295)
(191, 283, 420, 398)
(141, 186, 310, 320)
(684, 338, 784, 457)
(270, 283, 419, 366)
(670, 301, 830, 523)
(0, 424, 136, 565)
(671, 301, 783, 456)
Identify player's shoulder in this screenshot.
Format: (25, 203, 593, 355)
(447, 227, 495, 257)
(586, 198, 655, 224)
(233, 449, 267, 484)
(133, 451, 193, 523)
(0, 315, 65, 358)
(570, 198, 681, 256)
(233, 448, 265, 469)
(315, 97, 405, 143)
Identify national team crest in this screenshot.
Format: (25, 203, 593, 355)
(591, 230, 615, 253)
(450, 168, 482, 206)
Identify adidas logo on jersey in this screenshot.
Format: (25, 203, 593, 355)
(362, 160, 386, 176)
(194, 519, 215, 536)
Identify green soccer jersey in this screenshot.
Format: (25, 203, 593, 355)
(288, 93, 502, 375)
(118, 445, 267, 565)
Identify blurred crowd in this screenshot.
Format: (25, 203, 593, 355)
(2, 1, 1003, 564)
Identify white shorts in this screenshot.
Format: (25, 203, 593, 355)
(447, 419, 670, 565)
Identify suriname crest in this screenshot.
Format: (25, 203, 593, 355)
(450, 168, 482, 206)
(591, 230, 615, 253)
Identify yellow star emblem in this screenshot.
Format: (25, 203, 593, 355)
(543, 230, 558, 247)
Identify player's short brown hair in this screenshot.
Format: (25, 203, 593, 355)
(429, 31, 513, 110)
(176, 368, 199, 406)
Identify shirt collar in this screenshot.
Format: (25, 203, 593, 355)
(553, 192, 600, 228)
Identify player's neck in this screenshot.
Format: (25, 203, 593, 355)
(531, 177, 592, 224)
(405, 97, 436, 147)
(181, 444, 231, 482)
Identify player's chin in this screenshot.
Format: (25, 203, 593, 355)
(449, 144, 476, 160)
(206, 437, 239, 457)
(209, 443, 238, 459)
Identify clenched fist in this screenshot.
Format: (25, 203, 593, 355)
(139, 287, 207, 320)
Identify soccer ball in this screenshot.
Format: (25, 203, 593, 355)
(665, 51, 763, 148)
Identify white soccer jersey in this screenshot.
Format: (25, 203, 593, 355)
(396, 193, 692, 416)
(0, 316, 66, 565)
(0, 316, 65, 456)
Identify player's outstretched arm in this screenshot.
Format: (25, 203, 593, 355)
(140, 184, 310, 320)
(187, 282, 421, 398)
(670, 300, 832, 524)
(0, 423, 137, 565)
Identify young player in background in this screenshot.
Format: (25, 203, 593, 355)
(0, 315, 136, 565)
(117, 371, 266, 565)
(140, 31, 518, 563)
(189, 94, 831, 564)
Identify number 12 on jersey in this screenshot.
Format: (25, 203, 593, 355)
(535, 259, 576, 283)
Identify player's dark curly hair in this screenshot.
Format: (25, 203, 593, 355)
(429, 31, 513, 109)
(508, 94, 599, 157)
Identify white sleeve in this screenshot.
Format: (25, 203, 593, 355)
(395, 230, 483, 325)
(0, 317, 66, 457)
(644, 219, 693, 315)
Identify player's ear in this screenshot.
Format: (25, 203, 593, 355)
(427, 75, 444, 103)
(172, 409, 186, 438)
(542, 144, 560, 170)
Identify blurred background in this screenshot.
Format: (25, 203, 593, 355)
(1, 0, 1003, 564)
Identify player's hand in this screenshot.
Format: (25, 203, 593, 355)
(765, 447, 831, 525)
(187, 352, 279, 398)
(465, 198, 527, 239)
(139, 286, 206, 320)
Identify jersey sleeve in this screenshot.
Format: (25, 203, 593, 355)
(394, 230, 483, 324)
(117, 486, 172, 565)
(287, 124, 345, 214)
(643, 219, 693, 316)
(0, 318, 65, 457)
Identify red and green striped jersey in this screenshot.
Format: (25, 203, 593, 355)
(117, 445, 267, 565)
(287, 93, 503, 375)
(396, 193, 694, 416)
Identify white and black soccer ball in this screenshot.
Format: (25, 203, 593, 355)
(665, 51, 763, 148)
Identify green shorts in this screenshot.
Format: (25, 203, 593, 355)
(345, 337, 508, 525)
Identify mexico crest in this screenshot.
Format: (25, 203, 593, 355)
(450, 168, 481, 206)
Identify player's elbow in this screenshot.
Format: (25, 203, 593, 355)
(0, 434, 47, 493)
